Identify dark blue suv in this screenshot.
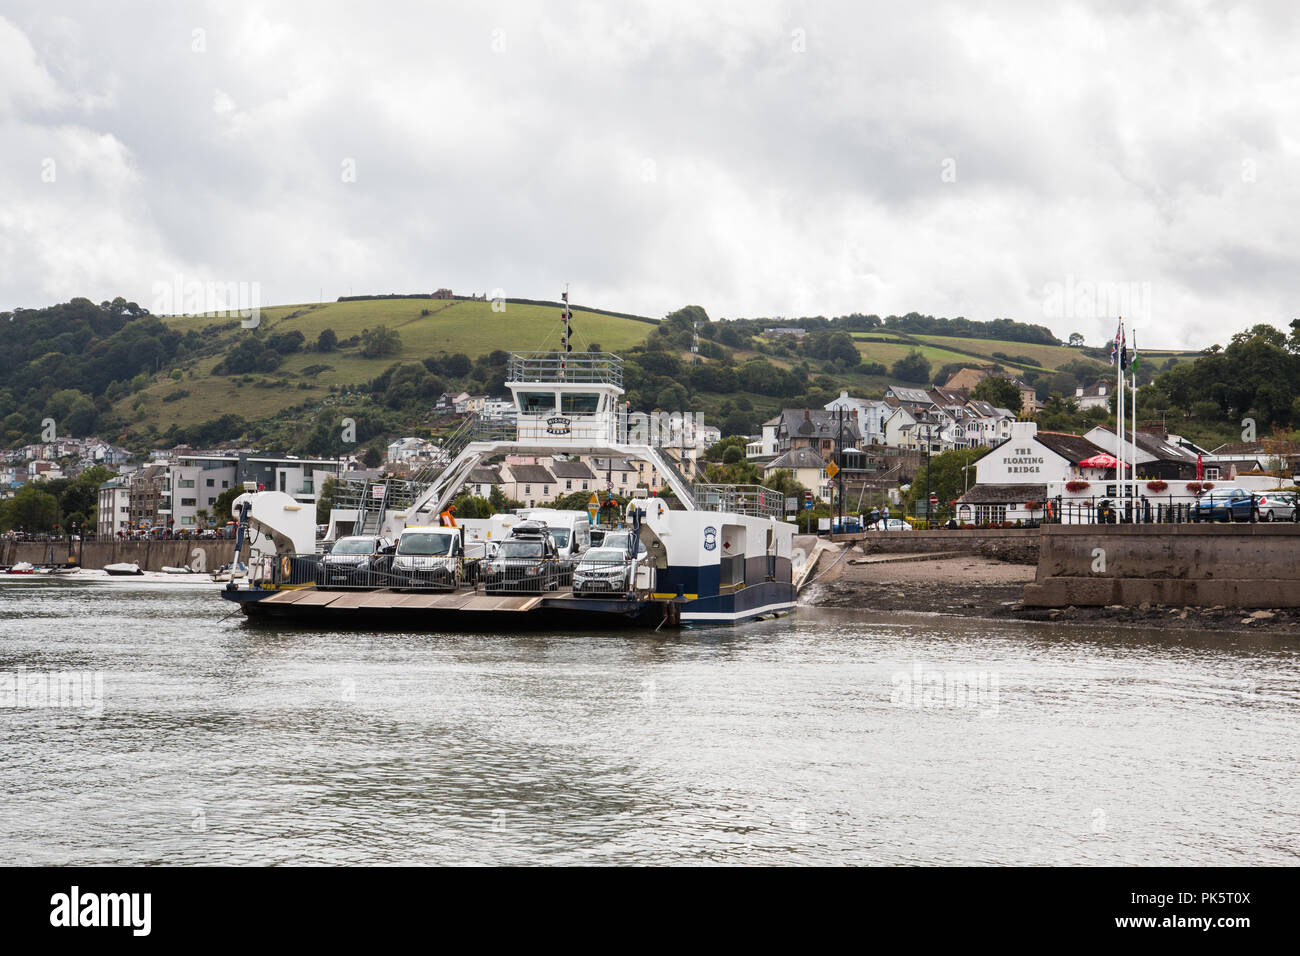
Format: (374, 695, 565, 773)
(1190, 488, 1258, 522)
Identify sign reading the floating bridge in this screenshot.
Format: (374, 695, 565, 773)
(703, 526, 717, 551)
(546, 416, 572, 435)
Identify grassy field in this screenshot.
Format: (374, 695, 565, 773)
(132, 298, 660, 429)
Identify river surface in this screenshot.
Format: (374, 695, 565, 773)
(1, 578, 1297, 865)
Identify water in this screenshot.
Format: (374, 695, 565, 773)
(1, 578, 1297, 865)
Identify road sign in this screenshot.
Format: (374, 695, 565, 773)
(587, 492, 600, 523)
(785, 497, 798, 513)
(929, 492, 938, 506)
(825, 461, 839, 479)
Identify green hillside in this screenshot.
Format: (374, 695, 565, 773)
(139, 298, 656, 429)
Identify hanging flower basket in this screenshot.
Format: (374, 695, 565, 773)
(1065, 480, 1090, 492)
(1146, 480, 1168, 492)
(1201, 481, 1215, 491)
(1186, 482, 1203, 495)
(1024, 501, 1041, 511)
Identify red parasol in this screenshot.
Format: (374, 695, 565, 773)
(1079, 453, 1119, 469)
(1196, 453, 1203, 481)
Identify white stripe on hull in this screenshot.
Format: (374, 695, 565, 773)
(681, 600, 798, 623)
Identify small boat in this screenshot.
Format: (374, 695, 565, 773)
(103, 562, 144, 576)
(5, 562, 36, 575)
(161, 566, 197, 574)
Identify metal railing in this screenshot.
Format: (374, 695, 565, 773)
(695, 484, 784, 517)
(262, 551, 650, 597)
(508, 351, 624, 386)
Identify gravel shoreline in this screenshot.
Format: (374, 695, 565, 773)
(804, 552, 1300, 634)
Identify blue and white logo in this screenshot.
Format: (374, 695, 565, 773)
(703, 526, 717, 551)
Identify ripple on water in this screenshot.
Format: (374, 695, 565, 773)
(1, 585, 1297, 864)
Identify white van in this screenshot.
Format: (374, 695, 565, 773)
(392, 526, 464, 590)
(514, 509, 592, 563)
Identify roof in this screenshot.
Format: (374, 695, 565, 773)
(507, 464, 555, 483)
(466, 465, 502, 484)
(886, 386, 934, 405)
(1034, 431, 1109, 463)
(589, 456, 637, 472)
(928, 386, 968, 405)
(1209, 440, 1297, 457)
(548, 459, 595, 479)
(765, 448, 827, 470)
(965, 399, 1014, 419)
(958, 483, 1048, 504)
(776, 408, 863, 441)
(1093, 426, 1199, 462)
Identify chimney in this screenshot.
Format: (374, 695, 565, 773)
(804, 408, 810, 420)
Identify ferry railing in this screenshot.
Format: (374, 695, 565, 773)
(274, 551, 649, 597)
(508, 351, 623, 386)
(695, 484, 784, 518)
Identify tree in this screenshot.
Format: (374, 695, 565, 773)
(971, 376, 1023, 414)
(906, 447, 990, 510)
(212, 487, 242, 526)
(1068, 332, 1085, 347)
(315, 476, 336, 525)
(316, 328, 338, 352)
(2, 484, 59, 532)
(890, 349, 931, 384)
(59, 465, 115, 523)
(360, 326, 402, 359)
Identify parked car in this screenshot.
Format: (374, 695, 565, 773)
(572, 547, 641, 598)
(872, 518, 912, 531)
(316, 535, 393, 588)
(1255, 491, 1299, 522)
(391, 527, 463, 590)
(599, 530, 648, 558)
(483, 524, 560, 593)
(1191, 488, 1258, 522)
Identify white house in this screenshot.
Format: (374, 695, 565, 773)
(825, 391, 889, 445)
(956, 422, 1109, 525)
(1074, 382, 1111, 411)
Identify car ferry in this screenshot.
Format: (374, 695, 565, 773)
(219, 341, 796, 629)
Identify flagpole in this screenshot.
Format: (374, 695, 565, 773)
(1116, 317, 1124, 517)
(1131, 330, 1138, 512)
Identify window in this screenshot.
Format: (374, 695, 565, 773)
(974, 504, 1007, 525)
(566, 480, 572, 490)
(181, 516, 195, 526)
(621, 473, 627, 484)
(178, 479, 194, 488)
(1205, 467, 1220, 480)
(581, 480, 588, 490)
(524, 485, 531, 494)
(181, 497, 197, 507)
(206, 478, 215, 487)
(221, 481, 229, 489)
(519, 392, 556, 414)
(560, 392, 600, 415)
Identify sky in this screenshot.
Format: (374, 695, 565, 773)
(2, 0, 1298, 349)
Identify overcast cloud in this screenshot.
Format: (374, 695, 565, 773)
(2, 1, 1298, 348)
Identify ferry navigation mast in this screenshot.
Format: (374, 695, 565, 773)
(560, 284, 572, 380)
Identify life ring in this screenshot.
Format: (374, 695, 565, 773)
(280, 555, 292, 579)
